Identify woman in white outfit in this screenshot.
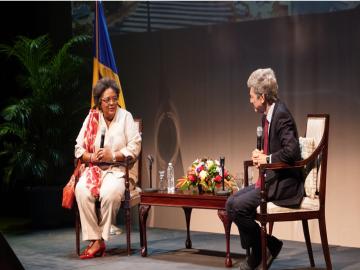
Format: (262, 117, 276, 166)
(74, 78, 141, 259)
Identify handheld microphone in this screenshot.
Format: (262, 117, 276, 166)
(100, 127, 106, 148)
(256, 126, 263, 150)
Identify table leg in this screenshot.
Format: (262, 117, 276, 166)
(182, 207, 192, 249)
(139, 204, 151, 257)
(217, 209, 233, 268)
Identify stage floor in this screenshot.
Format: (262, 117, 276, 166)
(3, 227, 360, 270)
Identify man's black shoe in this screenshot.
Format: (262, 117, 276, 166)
(267, 235, 283, 259)
(239, 260, 254, 270)
(256, 236, 283, 269)
(239, 253, 261, 270)
(241, 237, 283, 270)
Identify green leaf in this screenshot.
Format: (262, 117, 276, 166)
(180, 181, 191, 191)
(47, 103, 63, 115)
(1, 100, 31, 124)
(0, 34, 90, 186)
(2, 166, 14, 185)
(0, 123, 26, 139)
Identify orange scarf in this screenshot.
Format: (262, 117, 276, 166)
(83, 109, 102, 198)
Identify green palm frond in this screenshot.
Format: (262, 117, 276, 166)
(0, 34, 90, 186)
(51, 35, 90, 73)
(0, 122, 26, 140)
(31, 159, 48, 179)
(2, 166, 14, 185)
(13, 148, 47, 180)
(46, 103, 63, 115)
(48, 149, 64, 167)
(1, 98, 31, 124)
(3, 35, 51, 80)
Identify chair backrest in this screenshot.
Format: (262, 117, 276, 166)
(129, 118, 142, 188)
(303, 114, 329, 208)
(306, 116, 327, 148)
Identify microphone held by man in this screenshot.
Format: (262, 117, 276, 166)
(256, 126, 263, 150)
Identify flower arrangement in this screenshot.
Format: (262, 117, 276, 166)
(176, 158, 238, 193)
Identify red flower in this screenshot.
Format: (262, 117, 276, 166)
(214, 175, 222, 183)
(224, 170, 229, 178)
(188, 174, 197, 182)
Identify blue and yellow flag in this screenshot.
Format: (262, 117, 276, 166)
(92, 1, 126, 109)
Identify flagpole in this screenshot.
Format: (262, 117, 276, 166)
(95, 1, 99, 61)
(91, 1, 100, 108)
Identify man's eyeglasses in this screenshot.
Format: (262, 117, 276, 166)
(101, 96, 118, 104)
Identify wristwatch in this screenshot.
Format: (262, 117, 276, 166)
(112, 151, 116, 162)
(266, 155, 270, 164)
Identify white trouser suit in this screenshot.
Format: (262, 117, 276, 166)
(75, 171, 125, 241)
(74, 108, 142, 242)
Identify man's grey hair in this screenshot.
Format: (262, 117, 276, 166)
(247, 68, 278, 104)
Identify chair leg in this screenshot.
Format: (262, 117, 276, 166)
(269, 222, 274, 236)
(319, 217, 332, 270)
(75, 207, 80, 256)
(302, 219, 315, 267)
(261, 222, 268, 270)
(126, 208, 131, 256)
(138, 205, 143, 248)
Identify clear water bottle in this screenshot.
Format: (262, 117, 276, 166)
(167, 162, 175, 193)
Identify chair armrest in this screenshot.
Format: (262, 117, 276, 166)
(88, 155, 136, 168)
(74, 156, 137, 201)
(259, 160, 305, 171)
(258, 139, 324, 172)
(96, 156, 138, 207)
(256, 159, 311, 216)
(98, 156, 137, 203)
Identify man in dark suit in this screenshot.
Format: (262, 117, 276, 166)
(226, 68, 304, 270)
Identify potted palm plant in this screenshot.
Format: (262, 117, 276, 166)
(0, 34, 91, 227)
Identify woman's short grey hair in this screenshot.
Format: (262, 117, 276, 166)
(93, 77, 120, 108)
(247, 68, 278, 104)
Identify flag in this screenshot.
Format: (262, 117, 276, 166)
(92, 1, 126, 109)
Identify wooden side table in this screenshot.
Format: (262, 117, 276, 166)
(139, 191, 233, 267)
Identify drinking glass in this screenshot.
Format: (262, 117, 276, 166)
(159, 170, 166, 191)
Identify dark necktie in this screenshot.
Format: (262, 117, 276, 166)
(255, 118, 269, 188)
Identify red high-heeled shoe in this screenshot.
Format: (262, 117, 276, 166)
(79, 241, 105, 259)
(80, 241, 95, 256)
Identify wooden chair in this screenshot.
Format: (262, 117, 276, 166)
(244, 114, 332, 270)
(74, 118, 142, 256)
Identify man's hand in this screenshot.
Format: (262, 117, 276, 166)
(252, 149, 267, 168)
